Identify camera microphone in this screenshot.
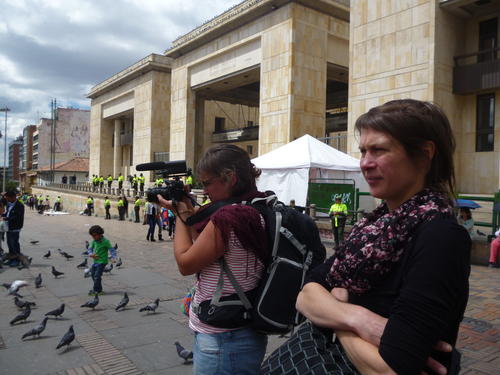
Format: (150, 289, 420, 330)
(136, 160, 187, 174)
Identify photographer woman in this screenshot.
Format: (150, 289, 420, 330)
(157, 144, 268, 374)
(290, 100, 471, 374)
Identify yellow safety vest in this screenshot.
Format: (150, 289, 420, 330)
(135, 199, 142, 207)
(118, 199, 124, 207)
(107, 176, 113, 182)
(329, 203, 348, 227)
(104, 199, 111, 207)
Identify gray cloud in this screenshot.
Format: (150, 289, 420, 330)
(0, 0, 242, 165)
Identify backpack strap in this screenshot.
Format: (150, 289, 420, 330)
(185, 199, 237, 226)
(210, 257, 253, 311)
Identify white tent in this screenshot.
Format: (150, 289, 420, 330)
(252, 134, 370, 207)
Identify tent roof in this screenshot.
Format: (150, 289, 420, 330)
(252, 134, 360, 171)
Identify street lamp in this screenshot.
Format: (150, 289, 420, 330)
(0, 107, 10, 193)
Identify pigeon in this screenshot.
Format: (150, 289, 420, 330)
(76, 258, 88, 268)
(22, 317, 48, 340)
(83, 241, 91, 255)
(81, 295, 99, 310)
(35, 273, 42, 288)
(115, 258, 123, 268)
(114, 243, 118, 250)
(56, 325, 75, 350)
(30, 240, 39, 245)
(6, 280, 29, 295)
(83, 268, 91, 278)
(43, 250, 51, 259)
(477, 229, 486, 236)
(51, 266, 64, 278)
(115, 292, 129, 311)
(45, 303, 65, 318)
(14, 296, 36, 309)
(10, 305, 31, 325)
(61, 251, 74, 260)
(139, 298, 160, 313)
(174, 341, 193, 363)
(103, 263, 113, 274)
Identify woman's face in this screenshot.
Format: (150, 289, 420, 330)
(359, 128, 428, 211)
(199, 171, 234, 202)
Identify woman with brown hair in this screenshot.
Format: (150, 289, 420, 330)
(264, 99, 470, 375)
(158, 144, 268, 374)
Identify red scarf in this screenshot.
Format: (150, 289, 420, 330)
(192, 191, 268, 263)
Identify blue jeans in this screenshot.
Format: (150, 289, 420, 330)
(91, 263, 106, 293)
(147, 215, 156, 238)
(6, 231, 21, 256)
(193, 327, 267, 375)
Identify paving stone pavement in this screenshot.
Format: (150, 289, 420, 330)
(0, 210, 498, 374)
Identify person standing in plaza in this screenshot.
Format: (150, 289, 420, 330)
(167, 208, 175, 239)
(146, 201, 158, 241)
(489, 226, 500, 268)
(99, 175, 104, 190)
(134, 196, 142, 223)
(87, 225, 116, 296)
(117, 197, 125, 221)
(104, 196, 111, 220)
(118, 173, 124, 192)
(132, 174, 138, 192)
(139, 173, 145, 194)
(185, 169, 193, 192)
(37, 195, 44, 213)
(157, 144, 269, 374)
(86, 196, 94, 216)
(328, 196, 348, 249)
(3, 190, 25, 268)
(54, 196, 62, 211)
(107, 174, 113, 189)
(122, 195, 129, 219)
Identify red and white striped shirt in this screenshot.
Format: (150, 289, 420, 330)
(189, 225, 265, 334)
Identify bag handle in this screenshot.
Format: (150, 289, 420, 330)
(210, 257, 253, 310)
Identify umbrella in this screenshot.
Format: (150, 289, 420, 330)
(455, 199, 481, 209)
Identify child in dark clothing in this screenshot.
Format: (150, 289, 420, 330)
(87, 225, 116, 295)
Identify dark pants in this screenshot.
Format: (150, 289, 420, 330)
(105, 206, 111, 219)
(118, 207, 125, 221)
(168, 217, 176, 238)
(331, 219, 346, 248)
(54, 202, 60, 211)
(108, 181, 112, 188)
(91, 263, 106, 293)
(140, 183, 144, 193)
(7, 231, 21, 256)
(147, 215, 156, 239)
(87, 204, 92, 216)
(134, 206, 140, 222)
(118, 181, 123, 191)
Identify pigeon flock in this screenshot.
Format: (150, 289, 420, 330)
(1, 239, 192, 365)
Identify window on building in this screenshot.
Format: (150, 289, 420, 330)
(129, 145, 133, 166)
(478, 18, 497, 62)
(214, 117, 225, 133)
(247, 120, 254, 127)
(246, 145, 253, 155)
(476, 94, 495, 152)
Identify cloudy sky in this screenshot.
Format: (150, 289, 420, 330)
(0, 0, 242, 164)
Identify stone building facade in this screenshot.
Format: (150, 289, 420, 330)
(88, 0, 500, 194)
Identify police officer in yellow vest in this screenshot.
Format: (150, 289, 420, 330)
(132, 174, 138, 192)
(86, 196, 94, 216)
(186, 169, 193, 192)
(118, 173, 124, 191)
(134, 196, 142, 223)
(155, 177, 164, 187)
(54, 196, 62, 211)
(107, 175, 113, 189)
(138, 173, 145, 193)
(329, 196, 348, 249)
(99, 175, 104, 189)
(104, 196, 111, 220)
(117, 197, 125, 221)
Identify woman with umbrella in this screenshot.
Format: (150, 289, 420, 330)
(458, 207, 474, 238)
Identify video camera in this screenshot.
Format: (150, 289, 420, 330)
(135, 160, 187, 203)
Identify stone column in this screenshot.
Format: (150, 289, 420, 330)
(169, 67, 196, 167)
(113, 119, 122, 177)
(258, 4, 328, 155)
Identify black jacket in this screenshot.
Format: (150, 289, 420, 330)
(6, 200, 25, 231)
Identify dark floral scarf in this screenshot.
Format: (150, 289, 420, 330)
(326, 188, 454, 294)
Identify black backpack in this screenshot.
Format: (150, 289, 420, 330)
(188, 195, 326, 334)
